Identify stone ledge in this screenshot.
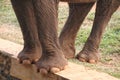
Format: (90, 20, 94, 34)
(0, 38, 119, 80)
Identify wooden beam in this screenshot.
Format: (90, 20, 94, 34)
(0, 38, 119, 80)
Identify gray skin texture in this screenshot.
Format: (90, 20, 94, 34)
(10, 0, 120, 74)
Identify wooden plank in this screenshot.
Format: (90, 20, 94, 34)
(0, 38, 119, 80)
(0, 39, 67, 80)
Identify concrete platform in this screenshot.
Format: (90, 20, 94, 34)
(0, 38, 119, 80)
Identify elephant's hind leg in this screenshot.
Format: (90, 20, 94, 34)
(59, 2, 95, 59)
(11, 0, 42, 64)
(77, 0, 120, 63)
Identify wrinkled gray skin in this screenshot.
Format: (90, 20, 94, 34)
(10, 0, 120, 74)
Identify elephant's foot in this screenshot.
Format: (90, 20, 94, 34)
(76, 49, 100, 63)
(59, 39, 75, 59)
(36, 51, 68, 75)
(18, 47, 42, 64)
(62, 45, 75, 59)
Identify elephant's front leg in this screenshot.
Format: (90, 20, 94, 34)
(77, 0, 120, 63)
(11, 0, 42, 64)
(33, 0, 68, 74)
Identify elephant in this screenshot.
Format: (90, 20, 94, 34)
(10, 0, 120, 74)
